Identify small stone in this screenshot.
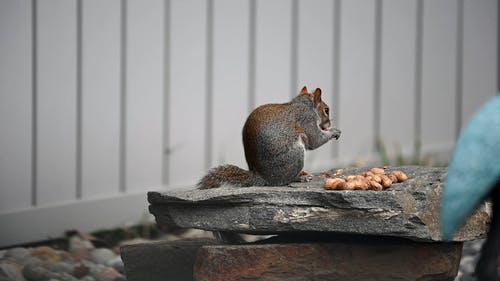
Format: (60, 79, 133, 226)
(93, 267, 123, 281)
(53, 272, 77, 281)
(17, 257, 42, 267)
(46, 262, 74, 274)
(459, 255, 477, 275)
(106, 257, 123, 274)
(22, 263, 51, 281)
(68, 237, 93, 261)
(71, 263, 90, 279)
(0, 250, 6, 259)
(88, 264, 106, 280)
(31, 247, 63, 263)
(0, 262, 24, 281)
(5, 248, 30, 260)
(88, 249, 116, 266)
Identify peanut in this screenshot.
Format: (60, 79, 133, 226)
(346, 175, 357, 181)
(379, 174, 393, 189)
(371, 174, 382, 184)
(324, 178, 346, 190)
(344, 181, 357, 190)
(388, 173, 398, 183)
(353, 178, 370, 190)
(369, 181, 383, 191)
(370, 167, 385, 175)
(391, 171, 408, 182)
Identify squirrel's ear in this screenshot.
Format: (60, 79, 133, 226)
(300, 86, 309, 95)
(313, 88, 322, 104)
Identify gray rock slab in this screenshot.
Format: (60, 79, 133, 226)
(148, 166, 491, 242)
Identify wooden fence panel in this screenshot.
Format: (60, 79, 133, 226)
(81, 0, 121, 198)
(461, 0, 498, 129)
(337, 0, 376, 162)
(420, 0, 458, 154)
(211, 0, 249, 169)
(0, 0, 33, 212)
(36, 0, 78, 206)
(254, 0, 292, 106)
(125, 0, 164, 192)
(379, 0, 417, 158)
(169, 0, 208, 186)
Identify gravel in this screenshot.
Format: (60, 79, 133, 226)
(0, 242, 125, 281)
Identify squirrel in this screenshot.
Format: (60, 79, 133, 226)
(197, 86, 341, 189)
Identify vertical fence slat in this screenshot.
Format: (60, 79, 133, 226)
(162, 0, 171, 186)
(379, 0, 417, 159)
(81, 0, 121, 198)
(296, 0, 336, 171)
(169, 0, 207, 187)
(37, 0, 77, 206)
(125, 0, 164, 192)
(461, 0, 498, 130)
(211, 0, 249, 168)
(254, 0, 292, 106)
(420, 0, 458, 155)
(0, 0, 32, 212)
(337, 0, 376, 162)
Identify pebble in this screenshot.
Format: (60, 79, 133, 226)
(88, 249, 116, 266)
(454, 239, 486, 281)
(0, 262, 24, 281)
(68, 237, 93, 261)
(31, 247, 62, 264)
(22, 263, 51, 281)
(5, 248, 30, 260)
(106, 257, 124, 274)
(46, 262, 74, 275)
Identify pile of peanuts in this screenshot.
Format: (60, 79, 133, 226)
(324, 167, 408, 191)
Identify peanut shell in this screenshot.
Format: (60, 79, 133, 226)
(369, 181, 383, 191)
(392, 171, 408, 182)
(380, 174, 393, 188)
(324, 178, 346, 190)
(370, 167, 385, 175)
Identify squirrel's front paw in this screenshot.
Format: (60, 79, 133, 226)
(330, 128, 341, 140)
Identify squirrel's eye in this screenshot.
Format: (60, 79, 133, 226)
(324, 108, 329, 116)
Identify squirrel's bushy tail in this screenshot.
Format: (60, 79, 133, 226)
(197, 164, 266, 189)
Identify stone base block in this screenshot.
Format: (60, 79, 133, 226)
(194, 237, 463, 281)
(121, 238, 217, 281)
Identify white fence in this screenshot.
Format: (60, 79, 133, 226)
(0, 0, 498, 247)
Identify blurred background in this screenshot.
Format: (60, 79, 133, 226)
(0, 0, 498, 247)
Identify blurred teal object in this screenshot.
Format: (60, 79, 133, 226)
(441, 94, 500, 240)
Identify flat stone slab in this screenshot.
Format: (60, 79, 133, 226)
(194, 237, 462, 281)
(149, 166, 491, 242)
